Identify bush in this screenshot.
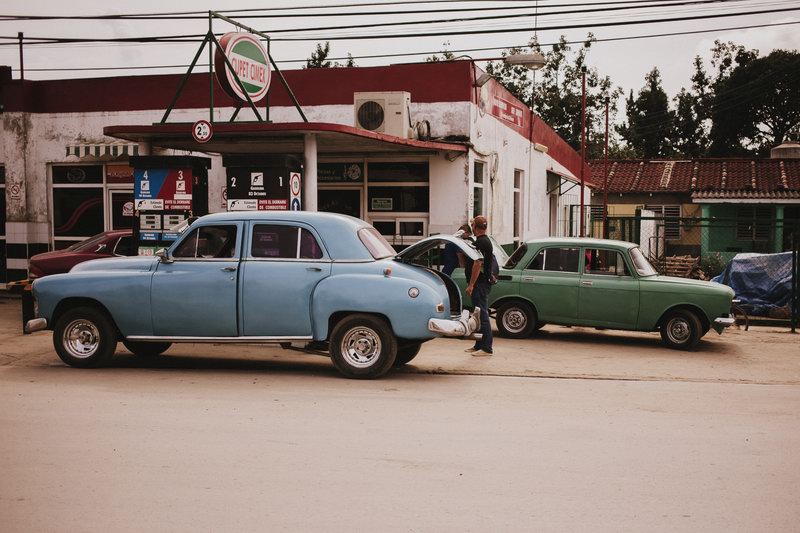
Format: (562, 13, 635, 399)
(699, 252, 726, 280)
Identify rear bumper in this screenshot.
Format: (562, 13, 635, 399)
(712, 315, 735, 334)
(428, 308, 481, 337)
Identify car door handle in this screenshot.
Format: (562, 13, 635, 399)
(221, 266, 237, 272)
(581, 280, 593, 287)
(306, 266, 322, 272)
(522, 276, 535, 282)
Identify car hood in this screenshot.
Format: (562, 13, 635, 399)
(31, 249, 75, 262)
(396, 234, 481, 261)
(70, 256, 158, 273)
(646, 275, 734, 293)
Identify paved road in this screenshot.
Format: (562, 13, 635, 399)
(1, 298, 799, 532)
(2, 365, 799, 532)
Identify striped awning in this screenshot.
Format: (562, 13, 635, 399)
(66, 141, 139, 158)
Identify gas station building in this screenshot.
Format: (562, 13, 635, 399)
(0, 60, 591, 283)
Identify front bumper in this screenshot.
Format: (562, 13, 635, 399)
(712, 315, 736, 334)
(428, 308, 481, 337)
(25, 318, 47, 334)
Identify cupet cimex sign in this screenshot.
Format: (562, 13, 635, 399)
(214, 33, 271, 103)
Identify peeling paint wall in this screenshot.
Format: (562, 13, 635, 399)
(1, 97, 561, 251)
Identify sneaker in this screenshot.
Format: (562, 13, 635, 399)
(472, 349, 493, 357)
(464, 346, 480, 353)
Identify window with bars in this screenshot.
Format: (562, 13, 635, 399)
(645, 204, 681, 240)
(736, 206, 772, 242)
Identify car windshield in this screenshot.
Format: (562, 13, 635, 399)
(505, 243, 528, 269)
(67, 232, 110, 252)
(629, 247, 658, 276)
(168, 218, 195, 234)
(358, 227, 396, 259)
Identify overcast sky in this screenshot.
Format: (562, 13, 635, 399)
(1, 0, 799, 100)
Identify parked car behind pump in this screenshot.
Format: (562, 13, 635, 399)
(28, 230, 135, 278)
(26, 212, 481, 379)
(453, 237, 735, 350)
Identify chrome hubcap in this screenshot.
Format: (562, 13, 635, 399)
(502, 308, 528, 334)
(666, 318, 690, 343)
(63, 319, 100, 359)
(340, 327, 382, 368)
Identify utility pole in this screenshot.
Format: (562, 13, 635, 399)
(18, 32, 24, 80)
(603, 96, 610, 239)
(579, 65, 587, 237)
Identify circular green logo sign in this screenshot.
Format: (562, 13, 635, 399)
(215, 33, 271, 103)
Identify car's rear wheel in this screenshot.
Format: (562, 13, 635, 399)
(394, 342, 422, 366)
(330, 314, 397, 379)
(53, 307, 117, 368)
(496, 301, 537, 338)
(660, 309, 702, 350)
(123, 340, 172, 357)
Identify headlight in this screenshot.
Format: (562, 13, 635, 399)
(408, 287, 420, 298)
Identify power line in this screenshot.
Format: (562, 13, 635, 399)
(8, 20, 798, 72)
(1, 5, 797, 44)
(0, 0, 712, 21)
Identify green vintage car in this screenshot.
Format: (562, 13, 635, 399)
(451, 238, 735, 350)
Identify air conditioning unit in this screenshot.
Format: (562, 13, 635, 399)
(354, 91, 412, 138)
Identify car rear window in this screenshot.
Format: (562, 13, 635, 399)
(359, 227, 395, 259)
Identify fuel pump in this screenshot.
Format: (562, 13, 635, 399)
(130, 156, 211, 255)
(223, 155, 302, 212)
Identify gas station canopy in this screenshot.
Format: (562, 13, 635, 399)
(104, 122, 468, 156)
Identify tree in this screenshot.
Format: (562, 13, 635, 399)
(619, 67, 675, 158)
(426, 42, 457, 63)
(709, 49, 800, 155)
(485, 35, 623, 159)
(305, 42, 357, 68)
(672, 56, 713, 157)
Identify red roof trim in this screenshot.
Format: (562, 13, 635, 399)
(104, 121, 468, 153)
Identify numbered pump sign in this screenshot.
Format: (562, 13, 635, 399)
(224, 155, 302, 212)
(130, 156, 211, 256)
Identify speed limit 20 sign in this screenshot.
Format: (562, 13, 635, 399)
(192, 120, 213, 143)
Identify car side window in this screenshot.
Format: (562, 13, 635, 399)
(251, 225, 323, 259)
(526, 247, 579, 273)
(173, 225, 238, 259)
(584, 248, 630, 276)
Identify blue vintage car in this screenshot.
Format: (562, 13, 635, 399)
(26, 212, 481, 379)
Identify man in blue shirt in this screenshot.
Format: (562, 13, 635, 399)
(442, 224, 472, 276)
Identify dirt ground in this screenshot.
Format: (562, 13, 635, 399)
(2, 297, 798, 384)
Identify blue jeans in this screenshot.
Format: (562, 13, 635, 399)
(471, 281, 493, 352)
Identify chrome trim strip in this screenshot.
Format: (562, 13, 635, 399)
(125, 335, 314, 343)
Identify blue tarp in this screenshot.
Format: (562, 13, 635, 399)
(712, 252, 794, 316)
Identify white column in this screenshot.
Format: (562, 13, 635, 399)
(304, 133, 318, 212)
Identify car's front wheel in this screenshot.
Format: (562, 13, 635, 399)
(496, 301, 537, 338)
(123, 340, 172, 358)
(660, 309, 702, 350)
(330, 314, 398, 379)
(53, 307, 117, 368)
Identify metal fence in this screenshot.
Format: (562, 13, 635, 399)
(565, 207, 798, 331)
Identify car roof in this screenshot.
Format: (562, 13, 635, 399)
(194, 211, 374, 260)
(522, 237, 637, 249)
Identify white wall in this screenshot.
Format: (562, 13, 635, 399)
(1, 97, 584, 247)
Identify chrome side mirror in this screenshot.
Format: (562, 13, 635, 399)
(155, 248, 174, 264)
